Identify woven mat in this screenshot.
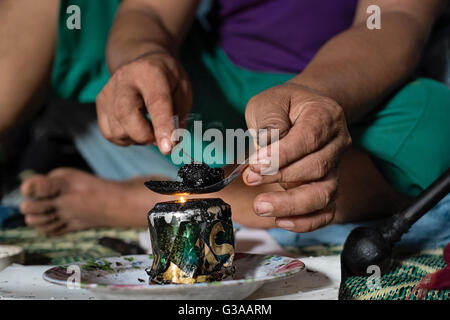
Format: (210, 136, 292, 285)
(0, 227, 144, 265)
(0, 227, 448, 300)
(339, 248, 449, 300)
(281, 243, 449, 300)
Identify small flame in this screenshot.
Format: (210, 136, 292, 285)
(179, 196, 186, 203)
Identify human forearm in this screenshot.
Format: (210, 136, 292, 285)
(106, 0, 198, 73)
(292, 7, 443, 124)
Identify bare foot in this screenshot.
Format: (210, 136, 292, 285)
(20, 168, 173, 236)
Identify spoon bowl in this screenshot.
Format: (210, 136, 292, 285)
(144, 162, 248, 195)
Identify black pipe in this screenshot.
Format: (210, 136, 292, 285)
(381, 168, 450, 244)
(341, 168, 450, 279)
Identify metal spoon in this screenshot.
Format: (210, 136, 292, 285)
(144, 161, 249, 195)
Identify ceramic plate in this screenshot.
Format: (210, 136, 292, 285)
(43, 253, 305, 300)
(0, 245, 24, 272)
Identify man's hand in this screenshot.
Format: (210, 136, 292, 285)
(244, 83, 352, 232)
(96, 51, 192, 154)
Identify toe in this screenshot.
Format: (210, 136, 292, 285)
(47, 225, 71, 237)
(24, 212, 58, 226)
(20, 199, 55, 215)
(21, 175, 62, 199)
(35, 219, 67, 235)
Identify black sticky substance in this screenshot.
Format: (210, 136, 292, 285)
(144, 163, 224, 195)
(178, 163, 224, 188)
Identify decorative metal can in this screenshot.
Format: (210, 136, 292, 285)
(147, 198, 235, 284)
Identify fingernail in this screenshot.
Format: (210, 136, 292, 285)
(251, 159, 272, 172)
(160, 138, 172, 154)
(277, 219, 295, 229)
(249, 155, 271, 165)
(246, 171, 262, 185)
(255, 202, 274, 216)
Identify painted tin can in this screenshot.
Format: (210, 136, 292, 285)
(147, 198, 235, 284)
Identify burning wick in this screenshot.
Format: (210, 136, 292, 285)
(179, 196, 186, 203)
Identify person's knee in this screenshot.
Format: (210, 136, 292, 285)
(392, 79, 450, 194)
(352, 79, 450, 196)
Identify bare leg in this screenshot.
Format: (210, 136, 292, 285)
(0, 0, 59, 136)
(231, 147, 410, 229)
(19, 147, 408, 236)
(20, 168, 174, 235)
(333, 148, 411, 224)
(19, 167, 280, 235)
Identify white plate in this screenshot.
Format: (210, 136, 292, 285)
(0, 245, 24, 272)
(43, 253, 305, 300)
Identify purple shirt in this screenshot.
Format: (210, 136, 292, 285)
(212, 0, 358, 73)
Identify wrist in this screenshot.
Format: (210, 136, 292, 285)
(288, 76, 337, 103)
(288, 75, 355, 123)
(106, 42, 174, 74)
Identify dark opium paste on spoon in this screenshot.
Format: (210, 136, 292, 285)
(177, 163, 225, 188)
(146, 198, 235, 284)
(144, 163, 225, 195)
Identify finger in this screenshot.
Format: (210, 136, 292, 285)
(97, 79, 154, 146)
(253, 170, 338, 217)
(47, 224, 72, 237)
(105, 125, 140, 147)
(96, 98, 114, 143)
(118, 107, 155, 145)
(106, 86, 149, 145)
(244, 136, 342, 186)
(114, 85, 156, 145)
(250, 109, 335, 173)
(275, 206, 335, 233)
(138, 75, 175, 155)
(245, 91, 291, 136)
(98, 103, 132, 147)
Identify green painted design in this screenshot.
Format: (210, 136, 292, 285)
(147, 199, 235, 284)
(0, 227, 447, 299)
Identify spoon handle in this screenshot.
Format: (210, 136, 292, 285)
(223, 162, 249, 185)
(381, 168, 450, 244)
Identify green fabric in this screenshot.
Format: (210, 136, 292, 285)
(177, 23, 293, 165)
(51, 0, 120, 102)
(350, 79, 450, 196)
(51, 2, 450, 195)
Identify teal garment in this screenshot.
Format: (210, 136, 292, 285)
(51, 0, 450, 196)
(350, 79, 450, 196)
(177, 23, 293, 165)
(51, 0, 120, 102)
